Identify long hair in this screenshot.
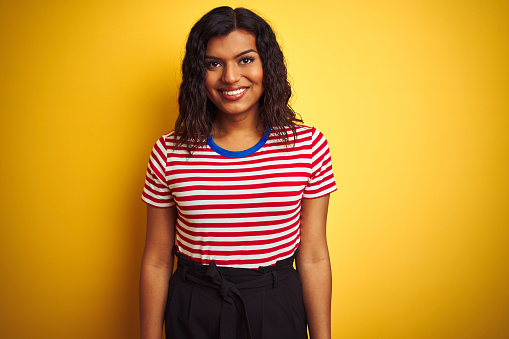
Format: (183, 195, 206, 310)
(175, 6, 302, 153)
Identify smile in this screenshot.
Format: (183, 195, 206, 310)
(222, 88, 247, 96)
(219, 87, 248, 101)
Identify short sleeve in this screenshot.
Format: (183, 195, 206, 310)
(141, 135, 175, 207)
(303, 127, 337, 199)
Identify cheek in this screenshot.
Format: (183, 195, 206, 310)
(253, 68, 264, 84)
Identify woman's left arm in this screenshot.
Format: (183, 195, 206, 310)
(296, 194, 332, 339)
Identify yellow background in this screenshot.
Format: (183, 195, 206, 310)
(1, 0, 508, 338)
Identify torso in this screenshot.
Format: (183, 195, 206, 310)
(142, 125, 336, 268)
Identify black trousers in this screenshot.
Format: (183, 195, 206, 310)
(165, 248, 308, 339)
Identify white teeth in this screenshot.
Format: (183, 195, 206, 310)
(222, 88, 247, 96)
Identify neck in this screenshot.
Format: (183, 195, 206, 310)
(209, 111, 267, 152)
(212, 112, 264, 138)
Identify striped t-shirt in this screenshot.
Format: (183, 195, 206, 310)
(142, 125, 336, 268)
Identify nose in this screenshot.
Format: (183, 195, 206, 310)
(222, 62, 241, 84)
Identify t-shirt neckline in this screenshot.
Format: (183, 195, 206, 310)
(208, 127, 271, 158)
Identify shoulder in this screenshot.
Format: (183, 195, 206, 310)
(158, 131, 207, 151)
(285, 124, 323, 134)
(273, 124, 313, 137)
(148, 132, 177, 163)
(268, 124, 328, 142)
(151, 131, 182, 151)
(284, 125, 328, 143)
(158, 131, 177, 145)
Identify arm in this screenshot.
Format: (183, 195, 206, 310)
(296, 194, 332, 339)
(140, 205, 177, 339)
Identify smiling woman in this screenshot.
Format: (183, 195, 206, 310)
(139, 6, 337, 339)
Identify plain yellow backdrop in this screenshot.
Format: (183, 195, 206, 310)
(1, 0, 508, 338)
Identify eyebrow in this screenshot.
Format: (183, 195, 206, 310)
(204, 49, 258, 60)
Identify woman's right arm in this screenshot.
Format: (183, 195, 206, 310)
(140, 205, 177, 339)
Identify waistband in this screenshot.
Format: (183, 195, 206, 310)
(172, 246, 297, 339)
(174, 246, 295, 275)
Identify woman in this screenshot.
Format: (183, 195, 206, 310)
(140, 6, 336, 339)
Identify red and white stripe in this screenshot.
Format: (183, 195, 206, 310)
(142, 125, 336, 268)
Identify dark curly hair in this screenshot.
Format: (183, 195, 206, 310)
(175, 6, 302, 153)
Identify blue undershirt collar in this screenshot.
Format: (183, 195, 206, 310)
(208, 126, 271, 158)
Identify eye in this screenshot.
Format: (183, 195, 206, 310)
(205, 60, 221, 69)
(239, 56, 255, 65)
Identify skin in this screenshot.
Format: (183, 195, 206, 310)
(298, 195, 333, 339)
(140, 29, 332, 339)
(139, 205, 176, 339)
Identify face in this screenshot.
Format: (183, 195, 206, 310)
(204, 29, 264, 120)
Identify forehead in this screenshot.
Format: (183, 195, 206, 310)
(205, 29, 257, 57)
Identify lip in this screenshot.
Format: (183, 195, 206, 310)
(219, 86, 248, 101)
